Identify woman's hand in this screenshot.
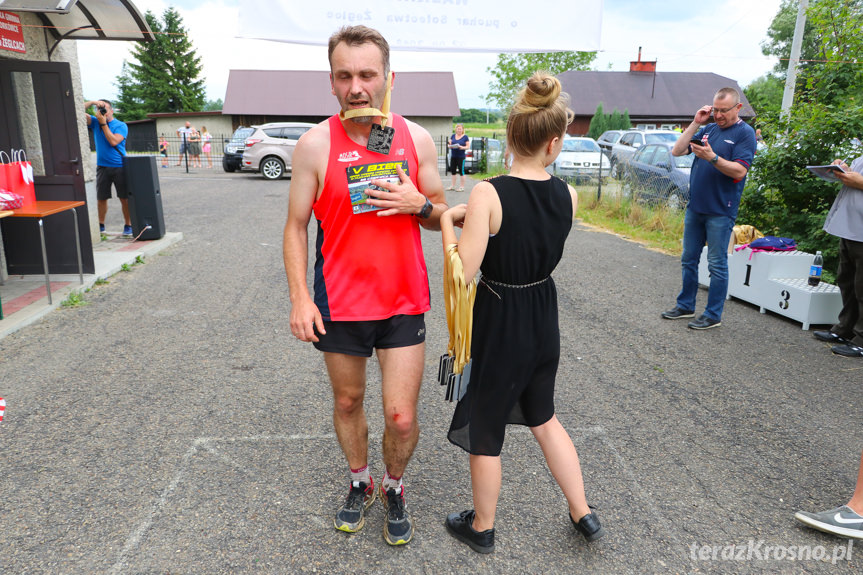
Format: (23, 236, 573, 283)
(443, 204, 467, 228)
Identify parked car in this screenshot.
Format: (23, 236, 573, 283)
(464, 138, 503, 174)
(620, 143, 693, 209)
(241, 122, 315, 180)
(222, 126, 254, 172)
(596, 129, 626, 154)
(547, 136, 610, 182)
(609, 129, 679, 178)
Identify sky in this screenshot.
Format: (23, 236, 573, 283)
(76, 0, 787, 111)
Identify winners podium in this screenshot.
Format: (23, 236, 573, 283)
(698, 247, 842, 330)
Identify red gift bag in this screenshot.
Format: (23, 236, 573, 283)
(0, 151, 10, 192)
(3, 150, 35, 206)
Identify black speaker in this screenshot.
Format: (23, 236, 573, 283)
(124, 156, 165, 240)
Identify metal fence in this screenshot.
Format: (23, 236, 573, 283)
(611, 154, 690, 210)
(122, 133, 234, 169)
(438, 135, 505, 175)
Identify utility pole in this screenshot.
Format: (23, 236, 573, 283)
(781, 0, 808, 116)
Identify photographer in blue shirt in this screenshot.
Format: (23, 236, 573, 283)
(83, 99, 132, 237)
(661, 87, 756, 329)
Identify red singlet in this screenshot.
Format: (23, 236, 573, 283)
(312, 114, 430, 321)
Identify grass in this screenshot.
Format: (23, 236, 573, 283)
(462, 172, 685, 256)
(575, 183, 685, 255)
(458, 122, 507, 139)
(61, 290, 88, 308)
(120, 256, 145, 273)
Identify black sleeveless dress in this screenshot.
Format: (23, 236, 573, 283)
(448, 175, 573, 456)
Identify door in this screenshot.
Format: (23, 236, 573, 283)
(0, 60, 94, 275)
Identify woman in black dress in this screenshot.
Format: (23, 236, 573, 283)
(440, 72, 604, 554)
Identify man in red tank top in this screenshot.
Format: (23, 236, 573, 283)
(283, 25, 447, 546)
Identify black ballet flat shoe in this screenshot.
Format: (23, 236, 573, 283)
(570, 510, 605, 541)
(445, 509, 495, 554)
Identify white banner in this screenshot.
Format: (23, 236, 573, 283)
(237, 0, 603, 53)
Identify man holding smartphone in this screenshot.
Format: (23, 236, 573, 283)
(661, 87, 756, 329)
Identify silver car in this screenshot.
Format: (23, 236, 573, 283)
(596, 129, 626, 154)
(241, 122, 315, 180)
(548, 137, 611, 182)
(609, 130, 679, 178)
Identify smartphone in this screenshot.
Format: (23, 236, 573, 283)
(690, 137, 705, 146)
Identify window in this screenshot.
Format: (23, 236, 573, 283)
(648, 147, 671, 167)
(646, 133, 679, 145)
(282, 127, 310, 140)
(674, 153, 695, 169)
(635, 145, 659, 164)
(562, 139, 600, 153)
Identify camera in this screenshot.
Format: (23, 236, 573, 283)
(690, 137, 705, 146)
(98, 106, 107, 115)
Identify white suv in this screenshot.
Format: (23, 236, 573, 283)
(241, 122, 315, 180)
(609, 130, 679, 178)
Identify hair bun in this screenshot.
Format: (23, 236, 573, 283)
(522, 73, 561, 109)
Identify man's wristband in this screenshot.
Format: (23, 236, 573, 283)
(710, 154, 719, 164)
(416, 196, 433, 219)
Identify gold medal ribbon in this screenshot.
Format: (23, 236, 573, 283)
(443, 243, 477, 374)
(339, 72, 393, 127)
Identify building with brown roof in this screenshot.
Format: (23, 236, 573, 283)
(558, 51, 755, 136)
(219, 69, 460, 143)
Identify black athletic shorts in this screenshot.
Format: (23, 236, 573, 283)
(96, 166, 128, 200)
(313, 314, 426, 357)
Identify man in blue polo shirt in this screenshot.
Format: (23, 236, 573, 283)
(661, 87, 756, 329)
(83, 99, 132, 237)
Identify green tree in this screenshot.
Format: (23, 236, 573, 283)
(743, 74, 784, 124)
(455, 108, 497, 123)
(203, 98, 223, 112)
(761, 0, 820, 78)
(608, 109, 623, 131)
(621, 110, 631, 130)
(802, 0, 863, 106)
(114, 8, 205, 120)
(587, 103, 607, 139)
(485, 51, 597, 113)
(741, 0, 863, 275)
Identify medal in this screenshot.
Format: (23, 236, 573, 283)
(366, 123, 395, 154)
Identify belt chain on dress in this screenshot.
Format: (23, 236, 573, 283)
(479, 275, 550, 300)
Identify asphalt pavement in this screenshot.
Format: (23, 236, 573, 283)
(0, 168, 861, 574)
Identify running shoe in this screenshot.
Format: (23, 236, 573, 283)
(381, 485, 413, 545)
(334, 480, 375, 533)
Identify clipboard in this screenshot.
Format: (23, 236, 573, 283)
(806, 164, 847, 183)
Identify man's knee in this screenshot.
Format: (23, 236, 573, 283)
(384, 408, 417, 437)
(333, 391, 364, 417)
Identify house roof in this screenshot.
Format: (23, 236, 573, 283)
(556, 71, 756, 119)
(222, 70, 460, 117)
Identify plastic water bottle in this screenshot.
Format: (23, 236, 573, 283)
(808, 251, 823, 287)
